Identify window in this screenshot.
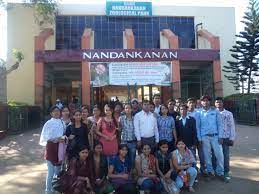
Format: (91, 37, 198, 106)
(56, 16, 195, 49)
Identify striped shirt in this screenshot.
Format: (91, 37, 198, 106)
(157, 115, 175, 142)
(119, 115, 136, 142)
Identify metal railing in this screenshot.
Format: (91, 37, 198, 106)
(0, 105, 41, 135)
(225, 99, 257, 125)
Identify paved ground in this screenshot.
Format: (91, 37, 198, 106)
(0, 124, 259, 194)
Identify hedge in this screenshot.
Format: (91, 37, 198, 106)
(224, 93, 259, 101)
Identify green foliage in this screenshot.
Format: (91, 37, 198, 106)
(224, 93, 259, 101)
(25, 0, 58, 26)
(12, 49, 24, 62)
(7, 100, 28, 107)
(223, 0, 259, 94)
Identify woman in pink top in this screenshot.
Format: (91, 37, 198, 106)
(95, 104, 118, 164)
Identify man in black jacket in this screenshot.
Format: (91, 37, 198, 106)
(175, 104, 198, 156)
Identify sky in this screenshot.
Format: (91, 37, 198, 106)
(0, 0, 250, 60)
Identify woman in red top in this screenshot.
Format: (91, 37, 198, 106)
(95, 104, 118, 164)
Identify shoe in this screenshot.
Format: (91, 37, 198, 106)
(202, 172, 211, 181)
(208, 172, 215, 178)
(139, 190, 145, 194)
(224, 172, 231, 183)
(203, 172, 209, 177)
(205, 172, 215, 181)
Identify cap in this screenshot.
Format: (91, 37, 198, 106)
(186, 97, 195, 102)
(131, 98, 139, 104)
(200, 95, 211, 101)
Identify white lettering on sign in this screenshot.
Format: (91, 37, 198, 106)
(144, 52, 151, 58)
(92, 52, 100, 59)
(82, 51, 178, 60)
(170, 52, 178, 58)
(110, 52, 119, 59)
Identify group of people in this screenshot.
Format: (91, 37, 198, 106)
(40, 94, 236, 194)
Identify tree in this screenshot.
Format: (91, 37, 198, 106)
(223, 0, 259, 94)
(0, 50, 24, 104)
(24, 0, 58, 26)
(0, 0, 58, 27)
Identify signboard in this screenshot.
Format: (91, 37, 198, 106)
(90, 62, 171, 87)
(35, 49, 220, 63)
(83, 50, 177, 61)
(106, 1, 152, 17)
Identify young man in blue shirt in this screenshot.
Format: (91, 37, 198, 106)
(196, 95, 224, 180)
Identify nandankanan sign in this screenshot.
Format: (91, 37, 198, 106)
(35, 49, 220, 62)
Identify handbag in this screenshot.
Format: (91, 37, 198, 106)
(97, 177, 114, 194)
(52, 169, 70, 193)
(161, 178, 179, 194)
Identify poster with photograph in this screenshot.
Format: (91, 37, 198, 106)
(90, 62, 171, 87)
(109, 62, 171, 86)
(90, 63, 109, 87)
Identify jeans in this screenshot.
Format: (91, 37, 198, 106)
(126, 142, 136, 168)
(139, 179, 163, 192)
(175, 167, 197, 188)
(189, 147, 198, 170)
(211, 142, 229, 173)
(45, 160, 61, 194)
(197, 144, 206, 173)
(222, 138, 230, 173)
(202, 135, 224, 176)
(190, 146, 206, 173)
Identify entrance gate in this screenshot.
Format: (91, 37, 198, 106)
(90, 83, 172, 107)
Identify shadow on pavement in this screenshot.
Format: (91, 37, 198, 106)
(0, 128, 45, 176)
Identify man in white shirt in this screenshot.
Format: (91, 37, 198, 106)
(153, 94, 161, 115)
(134, 100, 159, 152)
(215, 97, 236, 182)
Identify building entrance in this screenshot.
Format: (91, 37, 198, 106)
(91, 85, 162, 106)
(180, 61, 214, 100)
(44, 62, 81, 114)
